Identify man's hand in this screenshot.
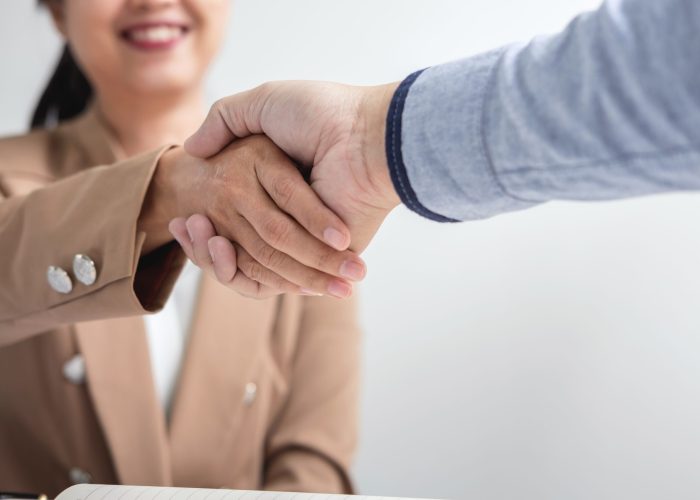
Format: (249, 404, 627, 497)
(184, 81, 401, 254)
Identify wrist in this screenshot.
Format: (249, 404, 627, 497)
(358, 82, 401, 210)
(138, 146, 190, 253)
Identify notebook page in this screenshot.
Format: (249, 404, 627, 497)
(55, 484, 441, 500)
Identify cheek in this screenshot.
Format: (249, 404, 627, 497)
(62, 0, 230, 94)
(62, 1, 123, 85)
(191, 0, 231, 61)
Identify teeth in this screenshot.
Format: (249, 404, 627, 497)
(129, 26, 183, 43)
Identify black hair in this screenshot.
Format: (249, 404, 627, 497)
(31, 1, 93, 129)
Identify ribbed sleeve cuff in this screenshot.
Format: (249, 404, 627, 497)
(386, 70, 458, 222)
(386, 48, 535, 222)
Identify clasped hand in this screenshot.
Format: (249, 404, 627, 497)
(155, 81, 400, 299)
(145, 134, 363, 299)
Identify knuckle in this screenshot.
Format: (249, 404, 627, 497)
(273, 176, 297, 207)
(246, 261, 265, 283)
(251, 265, 285, 291)
(237, 252, 259, 279)
(210, 100, 227, 122)
(261, 216, 292, 248)
(213, 97, 228, 113)
(314, 249, 335, 272)
(208, 203, 227, 225)
(256, 81, 274, 96)
(257, 244, 286, 270)
(253, 242, 274, 267)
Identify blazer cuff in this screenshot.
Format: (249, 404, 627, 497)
(0, 146, 185, 338)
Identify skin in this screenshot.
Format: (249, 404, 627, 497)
(183, 81, 401, 286)
(46, 0, 365, 298)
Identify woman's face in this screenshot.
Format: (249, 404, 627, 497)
(51, 0, 230, 97)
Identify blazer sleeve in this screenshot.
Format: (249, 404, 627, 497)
(0, 147, 186, 346)
(263, 294, 361, 494)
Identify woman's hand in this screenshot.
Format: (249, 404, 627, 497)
(169, 214, 280, 299)
(139, 135, 365, 298)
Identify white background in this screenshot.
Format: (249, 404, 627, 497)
(2, 1, 700, 499)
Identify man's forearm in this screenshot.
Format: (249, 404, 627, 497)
(391, 0, 700, 222)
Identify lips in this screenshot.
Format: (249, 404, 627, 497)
(120, 23, 190, 50)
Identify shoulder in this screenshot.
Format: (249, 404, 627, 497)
(0, 128, 56, 182)
(0, 119, 92, 195)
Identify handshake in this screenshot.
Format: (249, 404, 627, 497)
(141, 81, 401, 299)
(137, 2, 698, 301)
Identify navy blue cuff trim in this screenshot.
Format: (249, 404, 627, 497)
(385, 70, 459, 223)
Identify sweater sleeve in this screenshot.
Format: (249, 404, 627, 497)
(387, 0, 700, 221)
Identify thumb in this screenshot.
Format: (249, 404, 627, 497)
(185, 87, 267, 158)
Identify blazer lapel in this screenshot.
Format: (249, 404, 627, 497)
(75, 317, 172, 485)
(60, 107, 127, 175)
(167, 274, 278, 485)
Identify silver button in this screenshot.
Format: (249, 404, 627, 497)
(243, 382, 257, 406)
(47, 266, 72, 294)
(73, 254, 97, 286)
(69, 467, 92, 484)
(62, 354, 86, 384)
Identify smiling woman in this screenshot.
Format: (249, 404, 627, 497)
(33, 0, 228, 138)
(0, 0, 361, 497)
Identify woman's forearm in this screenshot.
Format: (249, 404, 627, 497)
(0, 148, 183, 345)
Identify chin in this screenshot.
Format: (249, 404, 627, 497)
(123, 65, 202, 96)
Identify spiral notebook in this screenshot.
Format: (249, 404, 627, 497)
(54, 484, 441, 500)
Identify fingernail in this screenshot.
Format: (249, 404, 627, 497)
(324, 227, 348, 250)
(300, 288, 324, 297)
(327, 280, 353, 299)
(186, 226, 194, 243)
(340, 260, 366, 281)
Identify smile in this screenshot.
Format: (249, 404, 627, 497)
(120, 23, 190, 51)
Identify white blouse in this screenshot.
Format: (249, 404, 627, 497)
(143, 261, 202, 416)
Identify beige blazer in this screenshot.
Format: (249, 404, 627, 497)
(0, 110, 360, 497)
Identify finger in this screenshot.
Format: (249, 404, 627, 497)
(184, 86, 268, 159)
(175, 217, 288, 300)
(206, 236, 283, 299)
(239, 188, 366, 284)
(232, 243, 299, 298)
(255, 155, 351, 251)
(226, 214, 355, 298)
(185, 214, 216, 270)
(207, 236, 238, 284)
(169, 217, 196, 262)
